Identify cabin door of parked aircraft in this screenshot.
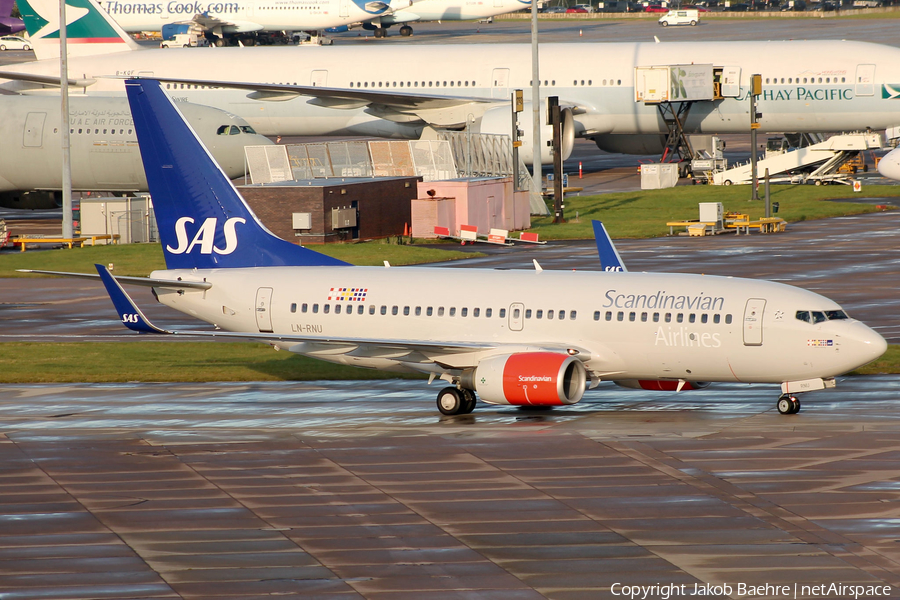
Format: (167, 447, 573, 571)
(743, 298, 766, 346)
(856, 64, 875, 97)
(509, 302, 524, 331)
(23, 112, 46, 148)
(491, 68, 510, 99)
(256, 287, 274, 333)
(340, 0, 349, 18)
(311, 70, 328, 87)
(721, 66, 741, 98)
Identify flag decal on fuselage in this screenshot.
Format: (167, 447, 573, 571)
(328, 287, 369, 302)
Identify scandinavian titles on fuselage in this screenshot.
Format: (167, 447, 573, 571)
(603, 289, 725, 312)
(654, 326, 722, 348)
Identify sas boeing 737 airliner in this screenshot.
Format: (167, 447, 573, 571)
(24, 79, 887, 417)
(4, 0, 900, 163)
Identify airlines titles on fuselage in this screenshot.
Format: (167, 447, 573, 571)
(103, 1, 240, 15)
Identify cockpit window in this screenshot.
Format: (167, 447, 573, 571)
(240, 125, 257, 134)
(796, 309, 849, 324)
(217, 125, 241, 135)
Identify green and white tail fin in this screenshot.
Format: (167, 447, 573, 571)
(18, 0, 140, 61)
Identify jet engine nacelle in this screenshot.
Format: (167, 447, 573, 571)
(614, 380, 710, 391)
(462, 352, 586, 406)
(593, 134, 666, 155)
(479, 103, 575, 165)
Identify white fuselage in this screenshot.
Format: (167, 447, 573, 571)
(387, 0, 531, 22)
(5, 40, 900, 139)
(150, 266, 886, 384)
(97, 0, 392, 33)
(0, 95, 271, 193)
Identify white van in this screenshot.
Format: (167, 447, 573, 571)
(659, 8, 700, 26)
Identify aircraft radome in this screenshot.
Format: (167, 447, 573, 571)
(0, 94, 272, 209)
(23, 79, 888, 417)
(4, 0, 900, 164)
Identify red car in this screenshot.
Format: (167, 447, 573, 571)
(566, 6, 589, 11)
(644, 4, 670, 11)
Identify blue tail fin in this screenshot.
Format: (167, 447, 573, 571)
(125, 78, 349, 270)
(95, 264, 168, 334)
(592, 220, 627, 272)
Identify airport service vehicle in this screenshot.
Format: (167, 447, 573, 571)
(659, 8, 699, 25)
(25, 79, 886, 417)
(0, 35, 30, 50)
(0, 95, 271, 208)
(7, 0, 900, 161)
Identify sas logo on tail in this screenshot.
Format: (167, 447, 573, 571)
(167, 216, 246, 255)
(883, 84, 900, 99)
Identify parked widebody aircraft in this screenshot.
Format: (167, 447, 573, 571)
(5, 0, 900, 163)
(97, 0, 408, 45)
(877, 147, 900, 181)
(24, 78, 887, 417)
(0, 94, 271, 208)
(331, 0, 532, 38)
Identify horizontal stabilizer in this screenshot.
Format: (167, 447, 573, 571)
(18, 269, 212, 290)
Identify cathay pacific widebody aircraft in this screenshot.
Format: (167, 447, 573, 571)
(96, 0, 410, 45)
(4, 0, 900, 162)
(23, 78, 887, 417)
(0, 94, 271, 208)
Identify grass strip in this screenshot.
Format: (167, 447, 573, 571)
(0, 342, 426, 383)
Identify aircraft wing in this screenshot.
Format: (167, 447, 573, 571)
(147, 76, 503, 127)
(0, 70, 96, 88)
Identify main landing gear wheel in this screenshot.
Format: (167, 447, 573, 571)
(399, 25, 413, 36)
(373, 27, 387, 38)
(777, 395, 801, 415)
(437, 387, 477, 415)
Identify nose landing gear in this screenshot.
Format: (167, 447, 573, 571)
(777, 394, 801, 415)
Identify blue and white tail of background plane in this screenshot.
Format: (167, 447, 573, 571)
(125, 78, 348, 270)
(592, 220, 627, 272)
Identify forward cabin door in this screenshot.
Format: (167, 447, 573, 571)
(256, 287, 274, 333)
(742, 298, 766, 346)
(721, 66, 741, 98)
(855, 64, 875, 97)
(23, 112, 46, 148)
(492, 68, 510, 99)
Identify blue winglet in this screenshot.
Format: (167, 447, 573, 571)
(592, 220, 627, 272)
(95, 264, 168, 334)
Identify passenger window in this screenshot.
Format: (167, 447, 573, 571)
(606, 311, 612, 321)
(461, 308, 468, 317)
(713, 314, 720, 324)
(485, 308, 492, 318)
(665, 313, 672, 323)
(689, 314, 695, 323)
(536, 309, 543, 319)
(641, 312, 647, 322)
(701, 314, 708, 324)
(380, 305, 387, 315)
(594, 311, 601, 321)
(473, 308, 480, 317)
(796, 310, 811, 323)
(510, 308, 517, 319)
(450, 307, 457, 317)
(290, 303, 297, 313)
(725, 314, 733, 324)
(357, 305, 364, 315)
(629, 312, 636, 322)
(525, 309, 532, 319)
(323, 304, 330, 314)
(427, 307, 433, 316)
(403, 306, 410, 316)
(547, 310, 554, 320)
(677, 314, 684, 323)
(570, 310, 576, 320)
(313, 304, 319, 314)
(617, 312, 624, 322)
(392, 306, 399, 315)
(559, 310, 565, 320)
(439, 307, 445, 316)
(653, 313, 659, 323)
(335, 305, 341, 314)
(499, 308, 505, 318)
(302, 303, 308, 313)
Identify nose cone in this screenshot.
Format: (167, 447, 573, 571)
(847, 322, 888, 371)
(877, 148, 900, 181)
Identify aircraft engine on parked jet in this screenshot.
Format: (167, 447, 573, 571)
(478, 103, 574, 165)
(592, 134, 666, 155)
(461, 352, 586, 406)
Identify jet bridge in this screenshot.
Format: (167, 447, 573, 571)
(712, 132, 883, 186)
(635, 64, 737, 164)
